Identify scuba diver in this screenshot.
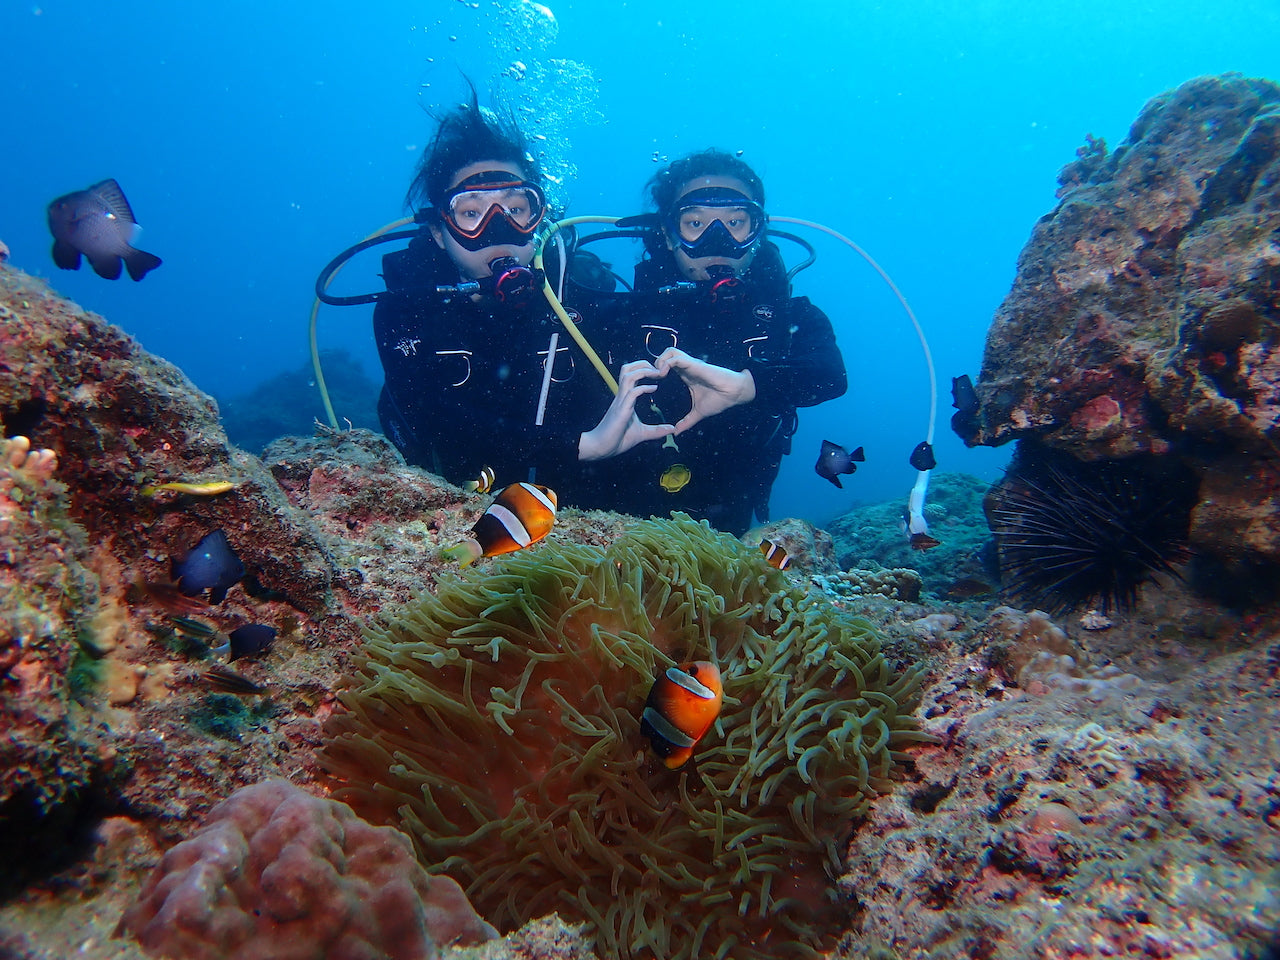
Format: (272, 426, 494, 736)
(588, 149, 849, 536)
(372, 88, 673, 495)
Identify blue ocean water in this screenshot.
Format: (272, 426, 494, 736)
(3, 0, 1275, 525)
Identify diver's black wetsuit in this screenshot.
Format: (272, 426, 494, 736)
(374, 236, 613, 496)
(589, 242, 847, 535)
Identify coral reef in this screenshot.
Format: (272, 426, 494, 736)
(0, 261, 352, 865)
(823, 566, 925, 603)
(0, 429, 110, 892)
(839, 609, 1280, 959)
(320, 515, 930, 960)
(746, 516, 840, 576)
(957, 73, 1280, 582)
(2, 240, 1278, 960)
(117, 778, 496, 960)
(824, 472, 996, 599)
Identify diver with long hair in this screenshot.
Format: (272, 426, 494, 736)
(373, 85, 674, 494)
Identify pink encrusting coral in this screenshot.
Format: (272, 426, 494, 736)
(116, 778, 497, 960)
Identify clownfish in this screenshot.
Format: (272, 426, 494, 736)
(640, 660, 723, 769)
(444, 482, 557, 566)
(759, 538, 792, 570)
(464, 466, 496, 495)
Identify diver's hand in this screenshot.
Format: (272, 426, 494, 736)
(578, 360, 675, 461)
(653, 348, 756, 434)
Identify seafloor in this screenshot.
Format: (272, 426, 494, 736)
(0, 253, 1277, 960)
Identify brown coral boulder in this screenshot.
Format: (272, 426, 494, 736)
(0, 261, 337, 616)
(958, 73, 1280, 572)
(115, 778, 497, 960)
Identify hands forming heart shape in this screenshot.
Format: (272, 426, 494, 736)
(649, 347, 757, 435)
(577, 349, 757, 462)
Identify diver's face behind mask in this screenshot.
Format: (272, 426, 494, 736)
(430, 161, 546, 280)
(664, 176, 766, 283)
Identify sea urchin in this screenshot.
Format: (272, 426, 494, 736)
(986, 445, 1195, 615)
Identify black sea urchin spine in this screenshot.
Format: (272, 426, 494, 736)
(988, 454, 1192, 615)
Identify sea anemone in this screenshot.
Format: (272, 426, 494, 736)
(320, 515, 928, 960)
(986, 444, 1195, 614)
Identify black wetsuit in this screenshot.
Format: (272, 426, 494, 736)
(374, 236, 614, 497)
(587, 242, 847, 535)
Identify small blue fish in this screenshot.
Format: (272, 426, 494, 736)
(211, 624, 278, 662)
(172, 530, 245, 604)
(814, 440, 865, 489)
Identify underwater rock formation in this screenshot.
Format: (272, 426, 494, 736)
(0, 262, 375, 905)
(320, 515, 930, 960)
(825, 471, 995, 595)
(957, 73, 1280, 577)
(0, 432, 110, 889)
(219, 350, 380, 455)
(117, 778, 496, 960)
(842, 609, 1280, 959)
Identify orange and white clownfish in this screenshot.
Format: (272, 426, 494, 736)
(464, 465, 496, 495)
(640, 660, 723, 769)
(444, 482, 557, 566)
(759, 538, 792, 570)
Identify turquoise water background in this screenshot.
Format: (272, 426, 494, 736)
(2, 1, 1276, 523)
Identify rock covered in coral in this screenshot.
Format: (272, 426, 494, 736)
(746, 515, 839, 575)
(116, 778, 496, 960)
(263, 428, 464, 607)
(957, 73, 1280, 574)
(824, 472, 995, 594)
(0, 432, 109, 861)
(321, 515, 930, 960)
(0, 263, 338, 616)
(841, 619, 1280, 958)
(835, 566, 925, 602)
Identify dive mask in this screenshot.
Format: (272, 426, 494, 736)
(665, 186, 766, 260)
(439, 171, 547, 252)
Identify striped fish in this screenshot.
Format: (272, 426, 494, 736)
(759, 538, 792, 570)
(640, 660, 723, 769)
(464, 465, 496, 494)
(445, 482, 557, 566)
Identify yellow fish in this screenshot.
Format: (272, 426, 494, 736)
(659, 463, 691, 493)
(141, 480, 237, 497)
